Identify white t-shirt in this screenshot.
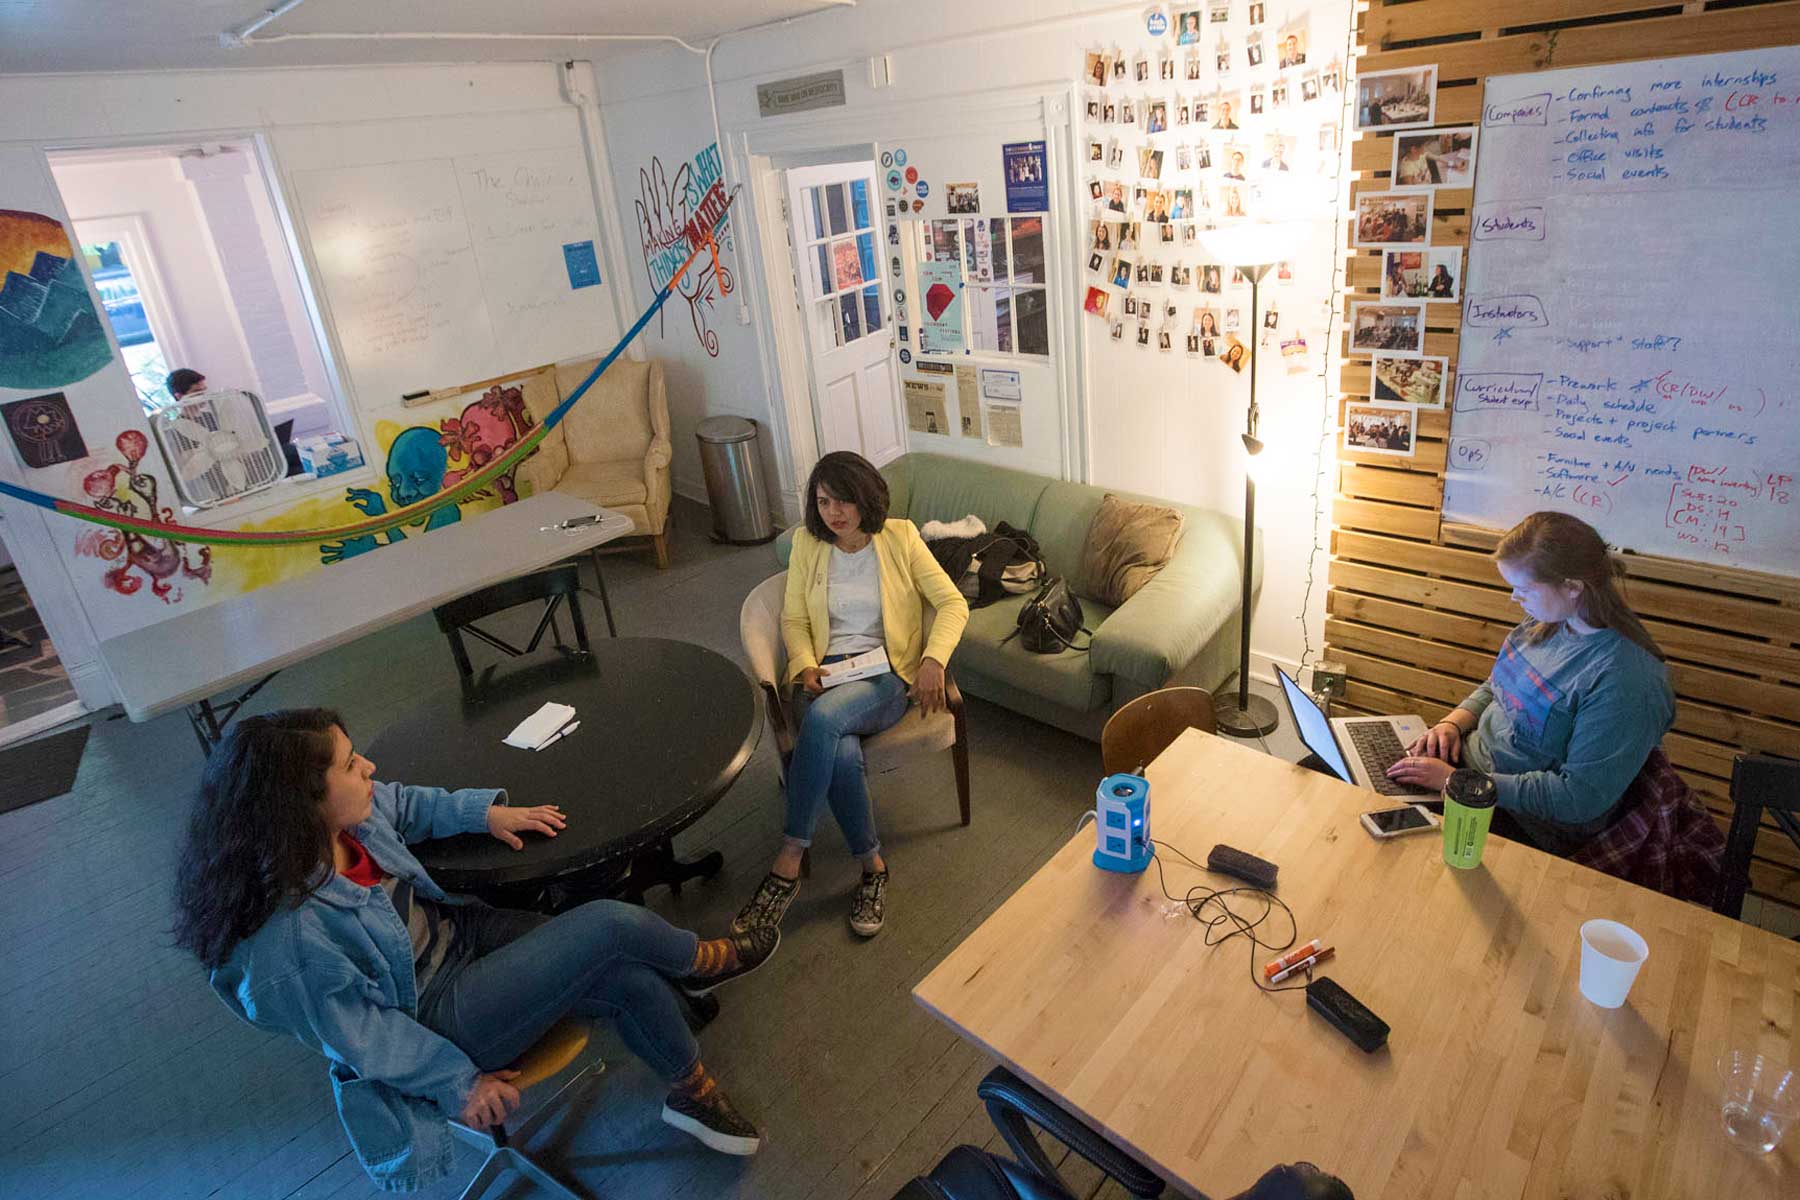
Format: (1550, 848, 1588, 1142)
(825, 542, 885, 657)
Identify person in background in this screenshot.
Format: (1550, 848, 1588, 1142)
(173, 710, 778, 1193)
(167, 368, 206, 399)
(734, 451, 969, 940)
(1386, 512, 1674, 853)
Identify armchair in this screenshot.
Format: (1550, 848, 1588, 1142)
(518, 357, 674, 568)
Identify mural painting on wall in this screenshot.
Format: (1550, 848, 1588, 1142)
(71, 430, 213, 602)
(318, 383, 532, 563)
(635, 141, 735, 357)
(0, 210, 113, 390)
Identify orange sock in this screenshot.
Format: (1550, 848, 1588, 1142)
(672, 1059, 718, 1099)
(689, 937, 741, 978)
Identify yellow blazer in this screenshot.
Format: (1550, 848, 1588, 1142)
(782, 519, 970, 686)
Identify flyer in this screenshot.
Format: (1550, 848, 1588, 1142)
(904, 378, 948, 435)
(1002, 140, 1049, 212)
(916, 259, 966, 355)
(984, 403, 1024, 448)
(953, 364, 978, 436)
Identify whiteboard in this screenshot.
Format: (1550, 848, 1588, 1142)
(293, 147, 609, 407)
(1445, 45, 1800, 578)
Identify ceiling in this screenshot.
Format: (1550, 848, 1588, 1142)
(0, 0, 856, 76)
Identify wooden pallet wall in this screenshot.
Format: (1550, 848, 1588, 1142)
(1333, 0, 1800, 906)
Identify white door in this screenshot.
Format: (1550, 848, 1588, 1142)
(783, 162, 904, 465)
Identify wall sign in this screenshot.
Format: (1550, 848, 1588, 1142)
(3, 390, 86, 468)
(1003, 141, 1049, 212)
(757, 70, 847, 118)
(562, 240, 601, 289)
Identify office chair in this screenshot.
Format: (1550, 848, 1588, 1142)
(739, 571, 970, 875)
(446, 1017, 605, 1200)
(893, 1066, 1352, 1200)
(434, 563, 591, 684)
(1715, 751, 1800, 922)
(1101, 686, 1218, 775)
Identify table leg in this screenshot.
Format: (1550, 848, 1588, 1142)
(187, 700, 224, 757)
(586, 548, 618, 637)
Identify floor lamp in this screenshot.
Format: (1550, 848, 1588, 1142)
(1194, 222, 1305, 738)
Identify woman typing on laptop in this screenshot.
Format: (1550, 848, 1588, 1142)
(732, 451, 969, 939)
(1385, 512, 1673, 854)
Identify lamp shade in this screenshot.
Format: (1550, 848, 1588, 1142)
(1193, 219, 1313, 270)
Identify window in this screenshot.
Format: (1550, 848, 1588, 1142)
(913, 215, 1050, 358)
(796, 177, 884, 350)
(76, 223, 185, 411)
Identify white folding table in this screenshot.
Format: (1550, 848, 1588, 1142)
(97, 495, 634, 752)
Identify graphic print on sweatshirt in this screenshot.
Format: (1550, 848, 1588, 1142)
(1490, 634, 1562, 743)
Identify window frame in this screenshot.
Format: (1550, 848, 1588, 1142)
(72, 214, 190, 411)
(911, 212, 1051, 361)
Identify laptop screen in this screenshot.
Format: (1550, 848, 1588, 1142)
(1275, 667, 1352, 782)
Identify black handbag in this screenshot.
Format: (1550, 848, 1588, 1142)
(1002, 577, 1092, 654)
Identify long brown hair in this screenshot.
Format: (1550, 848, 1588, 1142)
(1495, 512, 1663, 659)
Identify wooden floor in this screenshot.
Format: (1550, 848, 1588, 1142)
(0, 500, 1307, 1200)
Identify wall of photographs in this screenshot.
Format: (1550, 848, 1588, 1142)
(1329, 0, 1800, 908)
(1077, 1, 1355, 677)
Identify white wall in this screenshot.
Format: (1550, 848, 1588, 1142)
(596, 0, 1353, 678)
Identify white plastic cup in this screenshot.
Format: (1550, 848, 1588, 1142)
(1578, 919, 1649, 1008)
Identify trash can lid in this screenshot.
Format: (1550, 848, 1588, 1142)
(696, 416, 758, 444)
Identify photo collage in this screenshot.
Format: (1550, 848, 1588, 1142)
(1080, 3, 1343, 365)
(1344, 60, 1461, 458)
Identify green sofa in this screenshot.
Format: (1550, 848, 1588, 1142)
(776, 453, 1260, 741)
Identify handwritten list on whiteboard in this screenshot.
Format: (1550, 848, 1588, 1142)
(1445, 46, 1800, 578)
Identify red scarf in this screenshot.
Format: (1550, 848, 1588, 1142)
(337, 831, 387, 887)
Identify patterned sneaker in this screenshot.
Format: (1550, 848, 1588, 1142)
(848, 869, 888, 938)
(730, 872, 799, 935)
(661, 1085, 763, 1156)
(676, 926, 780, 997)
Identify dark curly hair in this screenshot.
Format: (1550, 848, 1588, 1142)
(172, 708, 344, 968)
(802, 450, 889, 543)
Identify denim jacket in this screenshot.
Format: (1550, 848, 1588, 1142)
(209, 781, 503, 1193)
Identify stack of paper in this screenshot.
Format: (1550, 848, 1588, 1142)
(503, 702, 577, 750)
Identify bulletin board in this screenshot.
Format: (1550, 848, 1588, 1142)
(1329, 0, 1800, 907)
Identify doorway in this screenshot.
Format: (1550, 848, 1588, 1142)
(0, 548, 83, 746)
(781, 160, 905, 466)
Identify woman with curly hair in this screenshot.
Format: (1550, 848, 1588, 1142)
(173, 709, 777, 1192)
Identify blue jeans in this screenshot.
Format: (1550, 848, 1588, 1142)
(417, 899, 701, 1081)
(784, 655, 909, 857)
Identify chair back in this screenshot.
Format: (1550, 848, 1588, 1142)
(739, 572, 789, 689)
(1715, 752, 1800, 920)
(555, 357, 660, 466)
(433, 563, 590, 683)
(1100, 687, 1217, 775)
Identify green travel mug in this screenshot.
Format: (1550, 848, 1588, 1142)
(1441, 768, 1497, 870)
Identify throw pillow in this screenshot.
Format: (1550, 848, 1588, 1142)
(1077, 494, 1183, 606)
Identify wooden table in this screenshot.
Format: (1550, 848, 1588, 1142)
(98, 494, 634, 750)
(913, 730, 1799, 1199)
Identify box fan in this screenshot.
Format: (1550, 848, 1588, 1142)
(150, 388, 285, 508)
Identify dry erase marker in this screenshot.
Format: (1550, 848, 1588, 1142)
(1270, 946, 1334, 984)
(1264, 938, 1323, 979)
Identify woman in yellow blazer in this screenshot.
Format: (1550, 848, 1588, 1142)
(734, 451, 969, 939)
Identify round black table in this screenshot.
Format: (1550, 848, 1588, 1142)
(367, 638, 759, 903)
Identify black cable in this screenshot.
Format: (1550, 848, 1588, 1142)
(1150, 840, 1312, 993)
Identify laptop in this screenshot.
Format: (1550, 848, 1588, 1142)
(1275, 666, 1435, 798)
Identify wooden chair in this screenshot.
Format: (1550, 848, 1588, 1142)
(433, 563, 591, 684)
(738, 572, 970, 873)
(447, 1017, 605, 1200)
(1100, 687, 1218, 776)
(1714, 751, 1800, 922)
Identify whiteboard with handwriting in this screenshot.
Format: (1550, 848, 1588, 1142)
(293, 148, 609, 407)
(1444, 46, 1800, 578)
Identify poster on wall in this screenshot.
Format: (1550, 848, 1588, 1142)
(1003, 141, 1049, 212)
(984, 403, 1023, 448)
(916, 259, 966, 355)
(904, 378, 948, 435)
(3, 391, 86, 468)
(0, 210, 114, 390)
(634, 142, 734, 357)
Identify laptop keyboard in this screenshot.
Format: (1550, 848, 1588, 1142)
(1345, 721, 1435, 797)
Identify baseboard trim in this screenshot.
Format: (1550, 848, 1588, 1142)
(0, 698, 89, 749)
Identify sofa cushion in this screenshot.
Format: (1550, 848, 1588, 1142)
(952, 592, 1115, 713)
(558, 460, 648, 507)
(889, 454, 1048, 533)
(1077, 494, 1183, 606)
(557, 358, 653, 465)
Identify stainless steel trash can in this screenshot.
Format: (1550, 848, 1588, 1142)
(696, 416, 775, 544)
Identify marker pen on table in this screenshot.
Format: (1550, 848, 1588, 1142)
(1264, 938, 1323, 979)
(1269, 946, 1334, 984)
